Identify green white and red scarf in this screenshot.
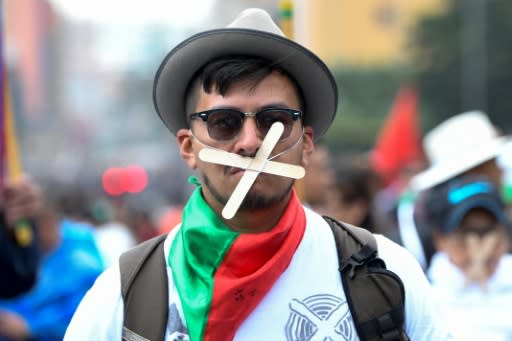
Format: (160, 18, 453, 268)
(168, 187, 306, 341)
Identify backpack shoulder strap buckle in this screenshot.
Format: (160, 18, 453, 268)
(339, 244, 377, 279)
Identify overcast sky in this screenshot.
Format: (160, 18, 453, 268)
(48, 0, 215, 28)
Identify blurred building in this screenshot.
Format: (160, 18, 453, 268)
(3, 0, 58, 120)
(294, 0, 446, 66)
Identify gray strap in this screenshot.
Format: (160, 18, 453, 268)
(122, 326, 151, 341)
(120, 234, 168, 341)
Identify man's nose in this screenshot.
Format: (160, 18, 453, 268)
(233, 116, 262, 155)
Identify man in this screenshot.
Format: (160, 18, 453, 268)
(419, 176, 512, 340)
(0, 175, 42, 299)
(65, 8, 452, 340)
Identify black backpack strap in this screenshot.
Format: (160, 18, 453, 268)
(120, 234, 168, 341)
(324, 216, 408, 341)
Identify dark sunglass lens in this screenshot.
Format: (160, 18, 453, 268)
(257, 110, 295, 139)
(207, 111, 242, 140)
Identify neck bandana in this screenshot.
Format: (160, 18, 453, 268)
(169, 187, 306, 341)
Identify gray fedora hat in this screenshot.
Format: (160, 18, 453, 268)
(153, 8, 338, 140)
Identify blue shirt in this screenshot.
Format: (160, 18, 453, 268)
(0, 219, 105, 341)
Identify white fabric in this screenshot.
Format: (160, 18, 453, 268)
(93, 222, 137, 267)
(65, 207, 454, 341)
(397, 198, 427, 269)
(428, 252, 512, 341)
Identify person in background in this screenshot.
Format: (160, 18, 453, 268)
(0, 195, 105, 341)
(300, 144, 336, 215)
(418, 175, 512, 340)
(328, 156, 381, 232)
(389, 111, 510, 270)
(51, 185, 136, 267)
(0, 175, 42, 299)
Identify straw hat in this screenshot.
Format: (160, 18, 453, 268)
(410, 111, 509, 191)
(153, 8, 338, 140)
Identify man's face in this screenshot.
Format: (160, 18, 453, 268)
(177, 71, 314, 215)
(435, 208, 509, 280)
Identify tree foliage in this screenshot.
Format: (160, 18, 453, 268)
(409, 0, 512, 132)
(324, 66, 415, 154)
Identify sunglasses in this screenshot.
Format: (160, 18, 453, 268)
(189, 108, 302, 142)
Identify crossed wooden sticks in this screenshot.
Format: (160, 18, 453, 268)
(199, 122, 305, 219)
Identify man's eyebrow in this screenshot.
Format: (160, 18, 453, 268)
(257, 103, 294, 110)
(202, 105, 240, 111)
(199, 103, 296, 112)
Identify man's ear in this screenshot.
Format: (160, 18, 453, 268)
(301, 126, 315, 167)
(176, 129, 197, 169)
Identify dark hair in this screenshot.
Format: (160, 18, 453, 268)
(334, 157, 381, 230)
(185, 56, 305, 114)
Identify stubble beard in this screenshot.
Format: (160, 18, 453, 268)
(202, 174, 294, 211)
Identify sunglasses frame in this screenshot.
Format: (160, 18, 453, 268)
(189, 107, 303, 141)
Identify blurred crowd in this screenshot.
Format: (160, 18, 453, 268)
(302, 110, 512, 340)
(1, 110, 512, 340)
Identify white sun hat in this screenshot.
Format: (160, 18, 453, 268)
(410, 111, 510, 192)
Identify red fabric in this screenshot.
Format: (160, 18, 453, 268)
(371, 87, 424, 185)
(203, 191, 306, 340)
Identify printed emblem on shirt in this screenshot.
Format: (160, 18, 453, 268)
(166, 303, 190, 341)
(285, 294, 356, 341)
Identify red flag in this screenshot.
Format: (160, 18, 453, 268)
(371, 87, 424, 185)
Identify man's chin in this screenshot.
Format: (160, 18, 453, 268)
(238, 189, 291, 211)
(238, 196, 276, 211)
(202, 173, 293, 212)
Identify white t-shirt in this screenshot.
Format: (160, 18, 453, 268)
(65, 207, 454, 341)
(428, 252, 512, 341)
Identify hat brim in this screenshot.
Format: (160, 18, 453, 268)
(443, 198, 506, 234)
(153, 28, 338, 140)
(410, 136, 511, 192)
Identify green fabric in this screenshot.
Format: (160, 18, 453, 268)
(399, 187, 417, 205)
(168, 187, 240, 341)
(502, 182, 512, 204)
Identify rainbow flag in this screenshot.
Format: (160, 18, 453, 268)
(0, 6, 5, 183)
(0, 5, 23, 183)
(1, 4, 31, 246)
